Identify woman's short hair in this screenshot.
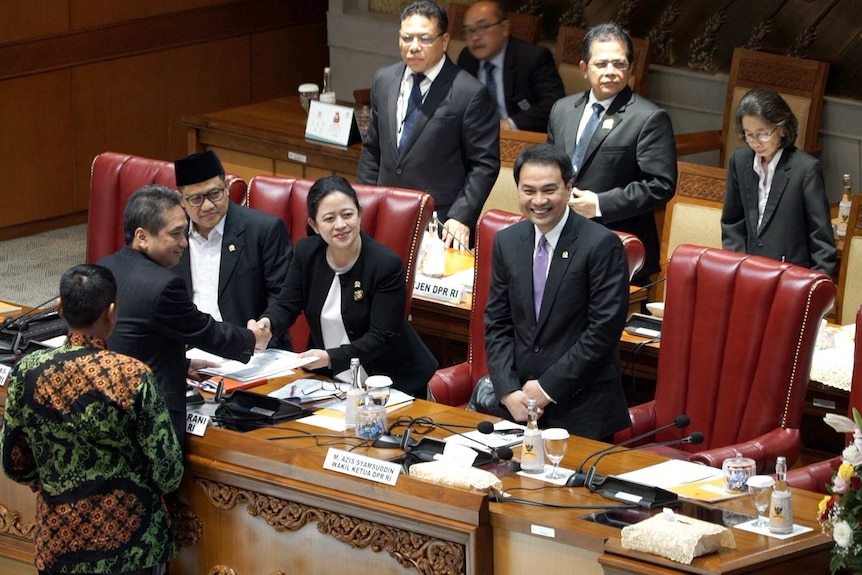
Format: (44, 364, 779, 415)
(735, 88, 799, 148)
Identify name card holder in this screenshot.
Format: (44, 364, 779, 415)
(413, 276, 465, 303)
(305, 100, 362, 147)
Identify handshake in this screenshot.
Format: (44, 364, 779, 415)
(247, 317, 273, 352)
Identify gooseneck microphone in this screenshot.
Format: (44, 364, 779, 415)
(565, 415, 691, 487)
(628, 276, 667, 296)
(582, 432, 704, 508)
(429, 420, 514, 462)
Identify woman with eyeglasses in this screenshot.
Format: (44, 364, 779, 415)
(259, 176, 437, 398)
(721, 88, 836, 274)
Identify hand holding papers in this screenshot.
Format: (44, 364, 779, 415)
(187, 348, 315, 382)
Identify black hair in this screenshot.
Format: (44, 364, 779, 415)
(402, 1, 448, 35)
(581, 22, 634, 65)
(306, 176, 362, 235)
(735, 88, 799, 148)
(122, 185, 182, 245)
(514, 144, 574, 186)
(59, 264, 117, 328)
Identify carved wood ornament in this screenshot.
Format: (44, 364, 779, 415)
(0, 502, 35, 540)
(195, 478, 466, 575)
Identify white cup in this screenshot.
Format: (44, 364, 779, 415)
(298, 83, 320, 112)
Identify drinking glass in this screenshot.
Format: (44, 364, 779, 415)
(747, 475, 775, 527)
(364, 375, 392, 407)
(298, 83, 320, 113)
(542, 428, 569, 479)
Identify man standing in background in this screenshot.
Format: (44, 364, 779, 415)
(547, 23, 676, 284)
(173, 150, 292, 348)
(357, 0, 500, 249)
(457, 0, 564, 133)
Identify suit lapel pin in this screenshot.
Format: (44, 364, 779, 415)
(602, 118, 614, 130)
(354, 281, 364, 302)
(228, 244, 236, 252)
(562, 251, 569, 259)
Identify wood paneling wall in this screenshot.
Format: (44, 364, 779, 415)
(0, 0, 327, 239)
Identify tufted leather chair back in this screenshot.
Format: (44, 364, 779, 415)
(247, 176, 434, 350)
(650, 244, 835, 465)
(87, 151, 246, 263)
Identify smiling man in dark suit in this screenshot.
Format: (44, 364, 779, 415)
(173, 150, 292, 348)
(484, 144, 631, 442)
(456, 0, 564, 133)
(357, 0, 500, 249)
(547, 22, 676, 285)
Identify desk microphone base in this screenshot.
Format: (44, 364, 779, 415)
(589, 476, 678, 508)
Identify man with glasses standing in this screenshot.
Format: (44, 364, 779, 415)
(456, 0, 564, 133)
(547, 23, 676, 285)
(357, 0, 499, 249)
(173, 150, 292, 348)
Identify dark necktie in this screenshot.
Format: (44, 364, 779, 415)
(571, 103, 604, 175)
(484, 62, 501, 119)
(533, 235, 549, 320)
(400, 73, 425, 148)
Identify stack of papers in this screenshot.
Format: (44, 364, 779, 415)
(187, 348, 315, 382)
(613, 460, 736, 502)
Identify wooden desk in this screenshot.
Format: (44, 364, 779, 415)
(183, 97, 362, 183)
(0, 379, 834, 575)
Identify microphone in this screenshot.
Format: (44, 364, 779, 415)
(628, 276, 667, 296)
(431, 420, 514, 463)
(1, 295, 60, 331)
(584, 432, 705, 509)
(565, 415, 690, 487)
(433, 216, 474, 255)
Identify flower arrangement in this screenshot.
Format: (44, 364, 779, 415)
(820, 407, 862, 574)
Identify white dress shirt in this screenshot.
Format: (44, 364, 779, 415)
(396, 56, 446, 146)
(188, 216, 226, 321)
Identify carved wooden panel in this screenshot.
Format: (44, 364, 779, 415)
(0, 503, 35, 540)
(195, 478, 466, 575)
(737, 57, 820, 93)
(677, 172, 726, 202)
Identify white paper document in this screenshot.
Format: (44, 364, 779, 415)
(187, 348, 315, 382)
(443, 421, 525, 452)
(613, 459, 723, 489)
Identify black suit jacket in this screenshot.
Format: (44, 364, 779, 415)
(484, 210, 631, 440)
(547, 87, 677, 280)
(175, 202, 292, 346)
(100, 247, 255, 442)
(356, 57, 500, 228)
(722, 145, 836, 275)
(457, 37, 565, 133)
(262, 233, 437, 398)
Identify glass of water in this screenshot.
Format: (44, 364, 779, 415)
(542, 428, 570, 479)
(364, 375, 392, 407)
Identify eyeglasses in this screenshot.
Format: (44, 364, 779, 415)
(739, 127, 778, 143)
(301, 380, 351, 397)
(589, 60, 630, 71)
(399, 33, 443, 46)
(183, 187, 225, 207)
(462, 19, 505, 38)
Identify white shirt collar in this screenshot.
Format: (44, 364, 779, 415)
(188, 211, 227, 240)
(534, 206, 570, 252)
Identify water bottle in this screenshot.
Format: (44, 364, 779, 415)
(344, 357, 364, 430)
(769, 456, 794, 534)
(520, 399, 545, 473)
(320, 67, 336, 104)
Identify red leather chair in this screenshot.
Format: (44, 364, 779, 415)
(246, 176, 434, 350)
(615, 244, 836, 472)
(428, 209, 647, 408)
(786, 305, 862, 492)
(87, 151, 246, 263)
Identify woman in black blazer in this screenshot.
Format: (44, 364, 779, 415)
(260, 176, 436, 397)
(722, 88, 836, 275)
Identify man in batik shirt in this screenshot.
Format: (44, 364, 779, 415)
(1, 264, 183, 575)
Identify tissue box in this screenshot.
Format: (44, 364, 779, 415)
(409, 461, 502, 492)
(620, 509, 735, 564)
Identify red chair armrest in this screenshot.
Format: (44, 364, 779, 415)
(688, 428, 801, 472)
(785, 457, 840, 494)
(613, 401, 657, 444)
(428, 362, 474, 408)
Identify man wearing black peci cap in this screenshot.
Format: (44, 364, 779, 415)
(173, 150, 293, 348)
